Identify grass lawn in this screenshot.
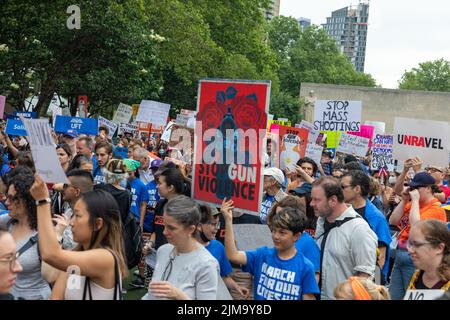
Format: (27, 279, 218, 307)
(122, 267, 147, 300)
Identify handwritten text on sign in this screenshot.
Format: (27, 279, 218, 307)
(336, 133, 370, 158)
(371, 134, 394, 171)
(313, 100, 361, 132)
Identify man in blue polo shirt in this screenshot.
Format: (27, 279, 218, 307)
(341, 170, 391, 283)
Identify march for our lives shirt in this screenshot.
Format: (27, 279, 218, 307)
(243, 247, 319, 300)
(145, 180, 160, 232)
(92, 166, 105, 185)
(205, 240, 233, 277)
(259, 194, 275, 223)
(129, 177, 149, 219)
(295, 232, 320, 272)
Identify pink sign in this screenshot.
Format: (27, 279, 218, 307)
(0, 95, 5, 119)
(348, 125, 375, 148)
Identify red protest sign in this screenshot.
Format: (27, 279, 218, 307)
(277, 125, 309, 171)
(192, 79, 270, 215)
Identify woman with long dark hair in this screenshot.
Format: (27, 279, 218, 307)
(30, 175, 127, 300)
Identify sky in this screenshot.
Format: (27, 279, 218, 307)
(280, 0, 450, 89)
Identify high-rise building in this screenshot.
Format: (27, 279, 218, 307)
(297, 17, 311, 32)
(322, 1, 369, 72)
(264, 0, 280, 21)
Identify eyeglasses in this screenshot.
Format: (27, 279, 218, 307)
(406, 240, 433, 250)
(207, 221, 220, 229)
(426, 168, 442, 173)
(0, 252, 21, 272)
(6, 194, 20, 202)
(341, 184, 353, 189)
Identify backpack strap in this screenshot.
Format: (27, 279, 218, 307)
(318, 216, 358, 297)
(17, 233, 39, 256)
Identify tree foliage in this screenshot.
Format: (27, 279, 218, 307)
(398, 58, 450, 92)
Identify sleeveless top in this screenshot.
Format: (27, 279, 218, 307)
(64, 250, 122, 300)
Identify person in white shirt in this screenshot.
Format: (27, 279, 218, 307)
(311, 176, 378, 300)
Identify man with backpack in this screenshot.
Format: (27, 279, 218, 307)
(311, 176, 378, 300)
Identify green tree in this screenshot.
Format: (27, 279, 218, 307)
(281, 26, 376, 97)
(267, 16, 302, 63)
(269, 91, 303, 124)
(0, 0, 163, 116)
(398, 58, 450, 92)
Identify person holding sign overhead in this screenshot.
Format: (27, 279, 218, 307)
(405, 219, 450, 297)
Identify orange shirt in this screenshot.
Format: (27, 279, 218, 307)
(397, 198, 447, 247)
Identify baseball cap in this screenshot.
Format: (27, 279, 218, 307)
(63, 129, 79, 138)
(408, 172, 436, 187)
(105, 159, 127, 174)
(123, 158, 141, 171)
(264, 167, 285, 186)
(426, 165, 446, 173)
(322, 150, 333, 157)
(344, 155, 358, 164)
(150, 159, 162, 169)
(289, 183, 312, 196)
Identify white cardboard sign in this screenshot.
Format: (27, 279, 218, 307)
(21, 118, 68, 183)
(136, 100, 170, 127)
(113, 103, 133, 124)
(403, 289, 445, 300)
(393, 117, 450, 168)
(313, 100, 362, 132)
(336, 133, 370, 157)
(297, 120, 320, 145)
(233, 224, 274, 251)
(305, 143, 323, 165)
(98, 116, 118, 136)
(118, 123, 138, 136)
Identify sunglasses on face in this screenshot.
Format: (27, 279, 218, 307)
(6, 194, 20, 202)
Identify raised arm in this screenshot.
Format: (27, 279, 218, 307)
(221, 199, 247, 266)
(30, 175, 115, 280)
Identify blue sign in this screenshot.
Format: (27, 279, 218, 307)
(5, 119, 27, 136)
(114, 146, 129, 159)
(14, 111, 37, 119)
(54, 116, 98, 135)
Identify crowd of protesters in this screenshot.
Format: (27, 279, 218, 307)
(0, 121, 449, 301)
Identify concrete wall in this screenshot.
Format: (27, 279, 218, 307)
(299, 83, 450, 133)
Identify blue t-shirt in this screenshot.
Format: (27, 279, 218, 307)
(243, 247, 319, 300)
(144, 180, 160, 232)
(205, 240, 233, 277)
(295, 232, 320, 272)
(1, 164, 11, 177)
(129, 177, 149, 219)
(92, 166, 105, 185)
(260, 194, 275, 223)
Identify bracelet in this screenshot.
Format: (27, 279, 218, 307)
(35, 198, 51, 206)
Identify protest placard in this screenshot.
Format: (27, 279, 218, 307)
(175, 114, 191, 126)
(136, 100, 170, 127)
(21, 118, 68, 183)
(98, 116, 118, 136)
(118, 123, 138, 136)
(160, 121, 175, 142)
(403, 290, 446, 301)
(0, 96, 5, 119)
(393, 117, 450, 167)
(313, 100, 361, 131)
(14, 111, 37, 119)
(277, 118, 289, 122)
(268, 119, 291, 128)
(233, 224, 274, 251)
(113, 146, 128, 159)
(5, 119, 27, 136)
(321, 130, 343, 149)
(371, 134, 394, 171)
(348, 124, 375, 148)
(180, 109, 196, 117)
(297, 120, 320, 145)
(278, 125, 308, 171)
(336, 133, 370, 157)
(112, 103, 133, 124)
(365, 121, 385, 136)
(192, 79, 269, 215)
(54, 116, 98, 135)
(306, 143, 323, 165)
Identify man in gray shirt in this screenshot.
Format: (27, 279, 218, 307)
(311, 176, 378, 300)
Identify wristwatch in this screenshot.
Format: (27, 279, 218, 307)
(35, 198, 51, 206)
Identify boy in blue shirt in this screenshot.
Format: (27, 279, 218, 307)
(222, 199, 319, 300)
(124, 159, 149, 230)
